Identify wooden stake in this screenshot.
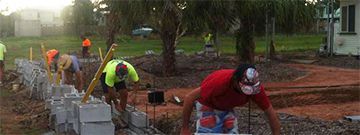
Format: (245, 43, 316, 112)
(98, 47, 104, 62)
(81, 44, 117, 103)
(29, 47, 33, 62)
(41, 44, 53, 84)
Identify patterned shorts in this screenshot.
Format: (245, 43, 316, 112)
(195, 101, 239, 134)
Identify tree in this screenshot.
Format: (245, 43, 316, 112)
(98, 0, 186, 76)
(185, 0, 235, 57)
(73, 0, 96, 35)
(233, 0, 316, 63)
(0, 13, 15, 37)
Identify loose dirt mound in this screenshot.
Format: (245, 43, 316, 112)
(127, 54, 306, 89)
(280, 51, 360, 69)
(0, 71, 49, 134)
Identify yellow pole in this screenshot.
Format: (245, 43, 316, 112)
(81, 44, 117, 103)
(29, 47, 33, 62)
(55, 66, 63, 85)
(98, 47, 104, 62)
(41, 44, 53, 84)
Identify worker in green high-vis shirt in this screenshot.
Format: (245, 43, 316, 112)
(0, 41, 7, 86)
(204, 32, 213, 46)
(100, 59, 140, 112)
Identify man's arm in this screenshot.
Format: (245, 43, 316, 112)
(181, 87, 201, 135)
(264, 105, 281, 135)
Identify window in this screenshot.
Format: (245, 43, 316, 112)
(341, 5, 356, 33)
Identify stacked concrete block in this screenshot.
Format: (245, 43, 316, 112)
(55, 107, 67, 133)
(51, 84, 74, 98)
(120, 105, 150, 134)
(64, 92, 85, 126)
(73, 100, 114, 135)
(15, 59, 51, 100)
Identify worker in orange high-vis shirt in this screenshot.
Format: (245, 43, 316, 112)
(81, 35, 91, 58)
(46, 49, 60, 71)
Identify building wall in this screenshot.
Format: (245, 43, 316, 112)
(15, 9, 64, 37)
(20, 10, 39, 21)
(334, 0, 360, 55)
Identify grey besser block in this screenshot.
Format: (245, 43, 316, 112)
(80, 122, 115, 135)
(64, 93, 83, 111)
(51, 84, 73, 98)
(77, 103, 112, 122)
(50, 100, 64, 115)
(130, 111, 149, 128)
(55, 108, 67, 125)
(55, 123, 66, 133)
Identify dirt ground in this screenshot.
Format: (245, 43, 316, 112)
(1, 51, 359, 134)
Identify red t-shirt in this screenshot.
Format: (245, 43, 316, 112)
(198, 69, 271, 111)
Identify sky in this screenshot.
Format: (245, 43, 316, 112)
(0, 0, 73, 15)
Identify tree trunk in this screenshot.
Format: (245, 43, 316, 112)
(236, 19, 255, 64)
(106, 13, 120, 51)
(160, 32, 176, 76)
(159, 1, 180, 76)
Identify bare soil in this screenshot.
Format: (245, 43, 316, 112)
(1, 51, 359, 134)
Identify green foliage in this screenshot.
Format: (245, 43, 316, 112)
(0, 13, 16, 37)
(72, 0, 97, 34)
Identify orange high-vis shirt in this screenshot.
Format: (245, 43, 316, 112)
(82, 39, 91, 47)
(46, 49, 59, 65)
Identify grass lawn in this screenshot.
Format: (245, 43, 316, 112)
(1, 34, 322, 69)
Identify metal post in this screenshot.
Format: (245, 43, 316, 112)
(146, 103, 148, 129)
(153, 104, 156, 128)
(41, 44, 53, 84)
(81, 44, 117, 103)
(330, 0, 334, 57)
(327, 1, 331, 56)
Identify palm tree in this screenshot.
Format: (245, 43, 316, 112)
(98, 0, 185, 76)
(233, 0, 316, 63)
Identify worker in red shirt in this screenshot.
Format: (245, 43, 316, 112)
(81, 35, 91, 58)
(181, 64, 280, 134)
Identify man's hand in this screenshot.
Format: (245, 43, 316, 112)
(264, 105, 281, 135)
(181, 87, 201, 135)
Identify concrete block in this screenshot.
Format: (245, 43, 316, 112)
(51, 84, 73, 98)
(64, 93, 83, 111)
(45, 99, 51, 109)
(55, 108, 67, 125)
(80, 122, 115, 135)
(66, 110, 75, 123)
(128, 124, 146, 134)
(55, 123, 66, 133)
(50, 99, 64, 115)
(75, 102, 112, 122)
(130, 111, 149, 128)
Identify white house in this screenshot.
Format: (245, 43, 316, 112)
(333, 0, 360, 56)
(15, 9, 63, 37)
